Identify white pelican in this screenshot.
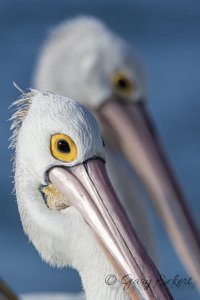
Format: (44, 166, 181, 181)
(33, 16, 200, 289)
(10, 89, 172, 300)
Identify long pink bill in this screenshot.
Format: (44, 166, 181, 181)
(98, 100, 200, 290)
(48, 159, 172, 300)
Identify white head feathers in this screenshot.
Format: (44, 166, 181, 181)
(34, 16, 147, 107)
(11, 89, 105, 183)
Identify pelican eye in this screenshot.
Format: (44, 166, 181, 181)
(111, 72, 135, 97)
(50, 133, 77, 162)
(57, 139, 70, 153)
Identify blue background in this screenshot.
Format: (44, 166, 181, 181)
(0, 0, 200, 299)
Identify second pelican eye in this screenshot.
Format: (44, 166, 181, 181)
(50, 133, 77, 163)
(111, 72, 135, 97)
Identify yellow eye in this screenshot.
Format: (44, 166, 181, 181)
(111, 72, 135, 97)
(50, 133, 77, 163)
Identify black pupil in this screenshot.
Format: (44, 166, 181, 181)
(57, 139, 71, 153)
(117, 78, 128, 90)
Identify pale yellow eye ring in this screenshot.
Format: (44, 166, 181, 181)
(111, 72, 135, 97)
(50, 133, 77, 163)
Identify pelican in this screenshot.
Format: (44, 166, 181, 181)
(10, 89, 172, 300)
(11, 90, 172, 300)
(33, 16, 200, 289)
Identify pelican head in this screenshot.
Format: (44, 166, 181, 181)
(11, 90, 172, 300)
(34, 16, 200, 287)
(34, 16, 146, 108)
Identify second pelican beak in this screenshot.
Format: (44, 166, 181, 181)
(48, 159, 172, 300)
(97, 100, 200, 289)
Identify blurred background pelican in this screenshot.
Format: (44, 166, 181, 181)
(1, 1, 200, 299)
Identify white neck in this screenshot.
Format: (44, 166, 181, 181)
(15, 164, 130, 300)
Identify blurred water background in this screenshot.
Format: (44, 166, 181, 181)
(0, 0, 200, 299)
